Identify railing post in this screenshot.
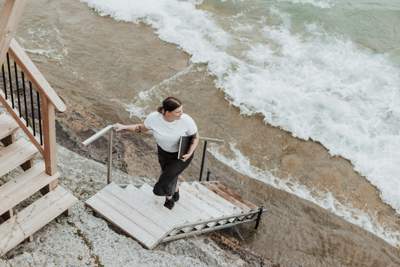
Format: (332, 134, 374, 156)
(206, 169, 211, 181)
(254, 206, 264, 230)
(107, 129, 113, 184)
(199, 140, 208, 181)
(41, 96, 58, 190)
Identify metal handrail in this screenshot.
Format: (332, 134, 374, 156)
(198, 137, 224, 181)
(82, 124, 224, 184)
(199, 137, 224, 143)
(82, 125, 114, 146)
(82, 124, 115, 184)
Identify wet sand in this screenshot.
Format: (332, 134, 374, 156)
(12, 0, 400, 265)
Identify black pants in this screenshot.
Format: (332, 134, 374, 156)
(153, 145, 193, 196)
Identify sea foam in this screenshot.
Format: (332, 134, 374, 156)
(209, 143, 400, 247)
(277, 0, 334, 9)
(82, 0, 400, 224)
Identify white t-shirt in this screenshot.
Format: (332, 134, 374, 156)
(144, 111, 198, 153)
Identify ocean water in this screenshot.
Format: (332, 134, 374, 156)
(81, 0, 400, 245)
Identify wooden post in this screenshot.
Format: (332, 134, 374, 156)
(0, 0, 27, 65)
(40, 96, 58, 194)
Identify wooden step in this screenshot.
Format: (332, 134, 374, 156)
(124, 184, 187, 231)
(0, 138, 37, 177)
(139, 183, 206, 231)
(106, 183, 171, 233)
(180, 183, 237, 218)
(192, 182, 244, 214)
(178, 182, 225, 224)
(0, 113, 18, 142)
(0, 162, 59, 215)
(86, 183, 166, 249)
(204, 181, 259, 211)
(0, 186, 77, 256)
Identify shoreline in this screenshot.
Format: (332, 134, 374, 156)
(13, 0, 400, 265)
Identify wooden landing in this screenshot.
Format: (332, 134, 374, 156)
(86, 181, 265, 249)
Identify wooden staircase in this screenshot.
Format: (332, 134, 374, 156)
(0, 112, 77, 256)
(0, 0, 78, 256)
(86, 181, 265, 249)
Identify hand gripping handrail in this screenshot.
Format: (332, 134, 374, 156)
(82, 125, 115, 184)
(82, 124, 224, 184)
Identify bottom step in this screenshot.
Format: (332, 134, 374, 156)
(0, 186, 77, 256)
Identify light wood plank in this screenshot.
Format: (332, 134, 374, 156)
(139, 183, 204, 225)
(180, 183, 237, 224)
(124, 184, 186, 229)
(99, 192, 165, 239)
(179, 182, 223, 219)
(0, 113, 18, 141)
(87, 197, 159, 249)
(0, 186, 77, 256)
(180, 182, 232, 224)
(86, 184, 165, 248)
(0, 138, 37, 177)
(105, 183, 171, 233)
(207, 181, 259, 210)
(192, 182, 243, 214)
(41, 98, 57, 177)
(203, 182, 252, 212)
(0, 161, 59, 215)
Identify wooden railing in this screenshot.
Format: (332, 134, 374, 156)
(0, 38, 65, 177)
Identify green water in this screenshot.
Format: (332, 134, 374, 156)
(200, 0, 400, 64)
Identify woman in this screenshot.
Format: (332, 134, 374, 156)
(114, 96, 199, 209)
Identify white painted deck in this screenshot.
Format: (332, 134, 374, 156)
(85, 181, 264, 249)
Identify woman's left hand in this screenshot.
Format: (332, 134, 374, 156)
(181, 152, 193, 162)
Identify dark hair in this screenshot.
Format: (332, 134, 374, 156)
(157, 96, 182, 114)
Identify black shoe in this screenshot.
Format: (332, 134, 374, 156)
(172, 190, 180, 202)
(164, 198, 175, 210)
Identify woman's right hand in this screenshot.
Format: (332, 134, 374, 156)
(113, 123, 126, 132)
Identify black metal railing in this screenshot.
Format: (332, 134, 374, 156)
(198, 137, 224, 181)
(0, 52, 43, 145)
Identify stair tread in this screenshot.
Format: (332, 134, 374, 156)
(0, 138, 37, 177)
(179, 182, 225, 218)
(202, 182, 252, 212)
(86, 183, 165, 249)
(205, 181, 259, 210)
(105, 183, 170, 233)
(124, 184, 187, 229)
(139, 183, 205, 224)
(0, 161, 59, 215)
(0, 113, 18, 141)
(181, 182, 241, 216)
(192, 182, 243, 213)
(0, 186, 77, 256)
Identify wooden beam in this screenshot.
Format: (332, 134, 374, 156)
(41, 96, 57, 176)
(0, 0, 27, 66)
